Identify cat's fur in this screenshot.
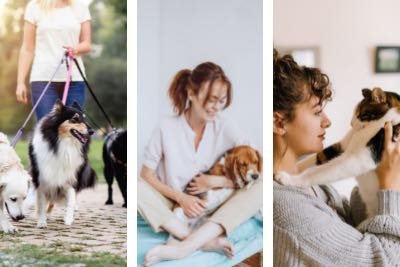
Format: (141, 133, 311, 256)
(275, 87, 400, 217)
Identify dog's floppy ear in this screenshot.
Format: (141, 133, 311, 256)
(0, 132, 10, 145)
(72, 101, 83, 112)
(256, 150, 263, 173)
(52, 99, 65, 113)
(225, 153, 239, 189)
(0, 182, 6, 193)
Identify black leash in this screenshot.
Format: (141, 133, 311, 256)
(73, 58, 116, 129)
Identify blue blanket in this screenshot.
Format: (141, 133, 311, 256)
(137, 216, 263, 267)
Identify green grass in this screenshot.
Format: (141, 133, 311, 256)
(2, 243, 126, 267)
(14, 138, 105, 183)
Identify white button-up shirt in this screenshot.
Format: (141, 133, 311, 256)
(143, 114, 249, 191)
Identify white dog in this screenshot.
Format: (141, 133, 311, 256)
(0, 133, 31, 233)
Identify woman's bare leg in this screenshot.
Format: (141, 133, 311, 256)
(161, 216, 191, 240)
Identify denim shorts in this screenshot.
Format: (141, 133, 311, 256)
(31, 81, 86, 121)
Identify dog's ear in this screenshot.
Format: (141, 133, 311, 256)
(0, 182, 6, 193)
(52, 99, 65, 113)
(72, 101, 83, 112)
(224, 154, 235, 182)
(256, 150, 263, 173)
(24, 172, 33, 189)
(225, 153, 240, 189)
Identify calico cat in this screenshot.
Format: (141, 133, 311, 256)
(274, 87, 400, 217)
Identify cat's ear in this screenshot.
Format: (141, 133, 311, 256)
(371, 87, 386, 103)
(362, 88, 372, 99)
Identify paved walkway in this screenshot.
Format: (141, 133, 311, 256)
(0, 184, 127, 258)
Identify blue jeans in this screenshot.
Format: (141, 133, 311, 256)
(31, 81, 85, 121)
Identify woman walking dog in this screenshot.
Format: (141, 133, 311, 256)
(16, 0, 92, 119)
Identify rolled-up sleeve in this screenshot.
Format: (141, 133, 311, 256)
(143, 128, 163, 171)
(24, 1, 38, 25)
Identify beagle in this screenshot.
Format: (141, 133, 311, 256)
(173, 145, 263, 230)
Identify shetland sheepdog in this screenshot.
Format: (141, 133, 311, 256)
(29, 100, 97, 228)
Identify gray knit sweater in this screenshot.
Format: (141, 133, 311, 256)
(274, 181, 400, 266)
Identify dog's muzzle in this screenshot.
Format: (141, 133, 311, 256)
(70, 129, 90, 144)
(5, 203, 25, 222)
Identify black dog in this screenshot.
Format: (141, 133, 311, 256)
(103, 129, 127, 208)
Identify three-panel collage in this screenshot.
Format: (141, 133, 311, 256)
(1, 0, 400, 266)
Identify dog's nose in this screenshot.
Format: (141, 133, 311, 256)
(251, 174, 259, 180)
(88, 128, 95, 136)
(16, 214, 25, 221)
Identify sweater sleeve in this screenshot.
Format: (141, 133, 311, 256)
(274, 185, 400, 266)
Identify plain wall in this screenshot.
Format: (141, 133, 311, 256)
(138, 0, 263, 170)
(274, 0, 400, 196)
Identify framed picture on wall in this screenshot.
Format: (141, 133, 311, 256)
(275, 46, 320, 68)
(375, 46, 400, 73)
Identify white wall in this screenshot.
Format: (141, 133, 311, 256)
(274, 0, 400, 196)
(138, 0, 263, 169)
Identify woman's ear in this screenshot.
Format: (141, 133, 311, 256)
(187, 88, 195, 101)
(273, 112, 286, 136)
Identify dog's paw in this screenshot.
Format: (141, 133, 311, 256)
(64, 215, 74, 226)
(37, 220, 47, 229)
(2, 222, 18, 234)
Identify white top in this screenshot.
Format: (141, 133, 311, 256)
(143, 114, 250, 191)
(24, 0, 91, 82)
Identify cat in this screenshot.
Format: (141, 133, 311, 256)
(274, 87, 400, 218)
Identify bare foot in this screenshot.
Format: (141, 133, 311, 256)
(166, 235, 180, 245)
(143, 244, 187, 266)
(202, 237, 234, 259)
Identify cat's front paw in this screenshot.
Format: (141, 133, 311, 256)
(274, 172, 307, 187)
(274, 171, 294, 185)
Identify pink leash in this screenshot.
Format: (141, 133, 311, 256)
(62, 48, 74, 105)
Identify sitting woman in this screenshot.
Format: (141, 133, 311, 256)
(273, 49, 400, 265)
(138, 62, 262, 266)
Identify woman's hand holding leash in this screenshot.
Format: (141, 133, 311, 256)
(177, 192, 207, 218)
(376, 121, 400, 191)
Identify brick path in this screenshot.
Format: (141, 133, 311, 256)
(0, 184, 127, 258)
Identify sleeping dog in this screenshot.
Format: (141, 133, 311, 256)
(103, 129, 127, 207)
(0, 133, 31, 233)
(173, 145, 262, 229)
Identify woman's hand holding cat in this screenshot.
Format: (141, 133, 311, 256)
(376, 121, 400, 191)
